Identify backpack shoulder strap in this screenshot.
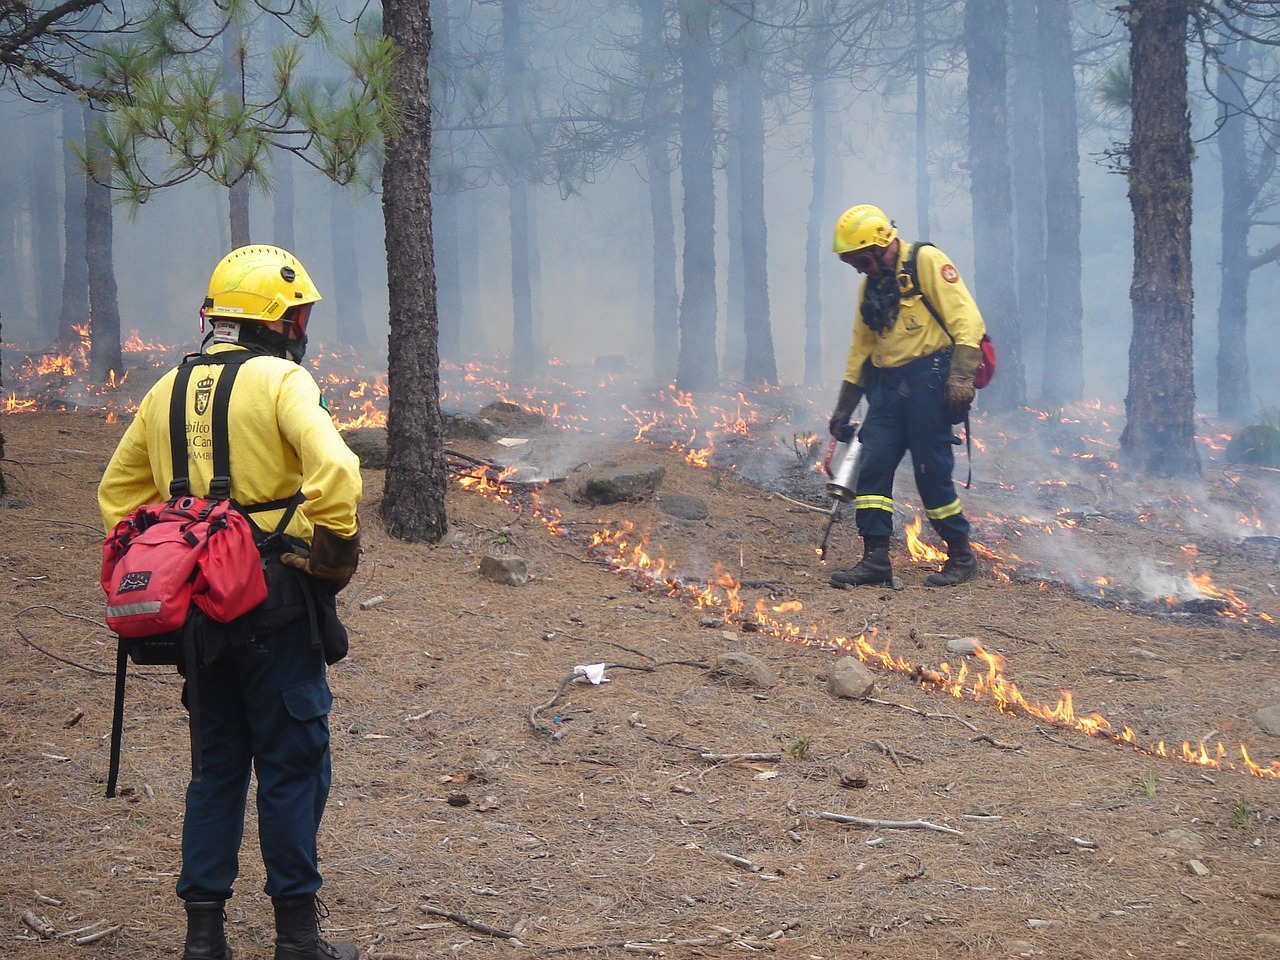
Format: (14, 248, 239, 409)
(903, 241, 952, 341)
(167, 362, 199, 498)
(168, 352, 255, 501)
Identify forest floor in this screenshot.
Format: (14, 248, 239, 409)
(3, 367, 1280, 960)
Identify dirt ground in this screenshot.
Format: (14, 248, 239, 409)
(3, 387, 1280, 960)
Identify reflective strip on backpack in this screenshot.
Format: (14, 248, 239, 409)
(106, 601, 165, 619)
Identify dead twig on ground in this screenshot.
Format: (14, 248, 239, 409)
(873, 739, 923, 769)
(529, 662, 658, 737)
(686, 842, 763, 872)
(418, 904, 519, 942)
(700, 752, 782, 763)
(1035, 725, 1093, 751)
(972, 734, 1022, 751)
(769, 491, 829, 514)
(808, 811, 963, 836)
(863, 697, 979, 731)
(16, 628, 176, 682)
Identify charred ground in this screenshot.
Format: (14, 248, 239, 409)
(3, 396, 1280, 960)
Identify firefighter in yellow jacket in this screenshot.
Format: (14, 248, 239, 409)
(99, 246, 362, 960)
(826, 205, 985, 589)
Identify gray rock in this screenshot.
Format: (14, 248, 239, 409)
(444, 411, 496, 441)
(658, 494, 709, 520)
(341, 427, 387, 469)
(1254, 703, 1280, 738)
(827, 657, 877, 699)
(944, 636, 986, 657)
(479, 553, 529, 586)
(709, 652, 776, 689)
(572, 463, 666, 504)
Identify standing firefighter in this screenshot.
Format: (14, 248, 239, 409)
(826, 204, 984, 588)
(98, 245, 363, 960)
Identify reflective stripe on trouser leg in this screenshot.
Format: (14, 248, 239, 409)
(906, 370, 970, 546)
(853, 377, 910, 541)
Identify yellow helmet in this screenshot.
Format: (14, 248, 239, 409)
(832, 204, 898, 254)
(204, 245, 322, 323)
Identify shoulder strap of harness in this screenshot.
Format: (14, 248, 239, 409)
(902, 241, 952, 340)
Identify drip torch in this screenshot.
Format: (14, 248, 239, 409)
(818, 427, 861, 560)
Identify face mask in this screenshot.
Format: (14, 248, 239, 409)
(860, 274, 901, 333)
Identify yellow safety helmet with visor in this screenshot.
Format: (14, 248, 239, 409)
(832, 204, 898, 255)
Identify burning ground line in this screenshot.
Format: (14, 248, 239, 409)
(449, 466, 1280, 781)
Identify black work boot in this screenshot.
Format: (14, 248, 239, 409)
(182, 901, 232, 960)
(273, 896, 357, 960)
(830, 537, 893, 589)
(926, 540, 979, 587)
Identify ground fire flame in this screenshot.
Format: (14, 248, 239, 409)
(449, 463, 1280, 781)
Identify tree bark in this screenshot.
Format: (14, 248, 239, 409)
(638, 0, 677, 384)
(30, 109, 61, 340)
(1010, 0, 1045, 396)
(330, 186, 368, 347)
(1215, 33, 1253, 422)
(224, 20, 251, 247)
(1038, 0, 1084, 405)
(503, 0, 539, 380)
(914, 0, 930, 239)
(381, 0, 448, 543)
(737, 36, 776, 388)
(84, 108, 122, 385)
(803, 70, 828, 387)
(964, 0, 1023, 408)
(57, 98, 88, 351)
(1121, 0, 1199, 478)
(676, 1, 720, 393)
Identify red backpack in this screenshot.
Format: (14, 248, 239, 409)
(104, 352, 301, 797)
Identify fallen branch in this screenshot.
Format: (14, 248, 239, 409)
(769, 492, 830, 514)
(686, 842, 763, 872)
(807, 811, 962, 836)
(418, 904, 518, 941)
(528, 662, 657, 737)
(700, 752, 781, 763)
(74, 924, 121, 945)
(971, 733, 1022, 751)
(863, 697, 979, 731)
(16, 628, 177, 682)
(873, 739, 923, 769)
(21, 911, 55, 939)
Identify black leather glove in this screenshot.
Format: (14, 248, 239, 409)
(828, 380, 864, 438)
(281, 526, 362, 591)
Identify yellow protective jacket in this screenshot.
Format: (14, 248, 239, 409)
(842, 242, 986, 384)
(98, 344, 362, 540)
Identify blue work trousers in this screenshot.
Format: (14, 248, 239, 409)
(175, 615, 333, 902)
(854, 352, 970, 547)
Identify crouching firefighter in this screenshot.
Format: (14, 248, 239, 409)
(825, 204, 983, 589)
(98, 245, 364, 960)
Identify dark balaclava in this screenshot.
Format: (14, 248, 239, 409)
(860, 271, 901, 334)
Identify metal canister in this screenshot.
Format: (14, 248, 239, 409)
(823, 436, 861, 502)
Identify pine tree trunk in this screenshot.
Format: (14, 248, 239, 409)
(1038, 0, 1084, 404)
(1215, 34, 1253, 422)
(381, 0, 448, 543)
(1121, 0, 1200, 478)
(638, 0, 677, 383)
(965, 0, 1023, 408)
(1010, 0, 1046, 396)
(331, 186, 367, 347)
(58, 100, 88, 351)
(676, 2, 719, 393)
(738, 47, 775, 387)
(85, 109, 122, 385)
(804, 71, 828, 387)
